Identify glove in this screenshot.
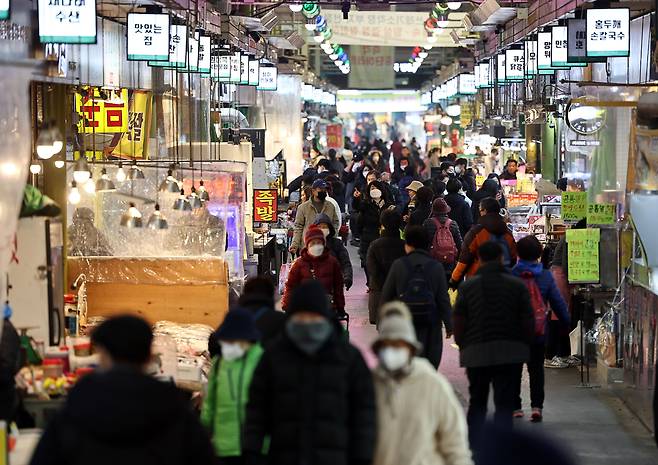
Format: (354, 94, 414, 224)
(448, 279, 459, 290)
(345, 280, 353, 290)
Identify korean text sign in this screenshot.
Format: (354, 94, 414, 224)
(561, 192, 588, 221)
(127, 13, 170, 61)
(38, 0, 97, 44)
(586, 8, 630, 58)
(148, 24, 188, 68)
(253, 189, 278, 223)
(587, 203, 616, 225)
(566, 228, 600, 283)
(75, 87, 128, 134)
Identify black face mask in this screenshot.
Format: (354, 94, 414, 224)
(317, 191, 327, 201)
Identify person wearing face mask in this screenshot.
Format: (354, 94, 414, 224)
(471, 179, 502, 223)
(407, 186, 434, 226)
(290, 179, 340, 255)
(455, 158, 477, 199)
(368, 149, 387, 173)
(244, 280, 376, 465)
(445, 179, 474, 237)
(438, 161, 456, 183)
(282, 226, 345, 315)
(202, 308, 263, 463)
(313, 213, 353, 290)
(401, 179, 424, 222)
(372, 302, 473, 465)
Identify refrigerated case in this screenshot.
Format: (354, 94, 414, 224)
(7, 217, 64, 347)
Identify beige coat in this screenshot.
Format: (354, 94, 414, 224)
(291, 199, 340, 250)
(373, 358, 473, 465)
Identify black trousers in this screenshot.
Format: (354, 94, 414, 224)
(545, 320, 571, 359)
(514, 343, 545, 410)
(466, 363, 522, 446)
(415, 323, 443, 369)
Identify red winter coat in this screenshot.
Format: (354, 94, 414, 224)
(282, 248, 345, 312)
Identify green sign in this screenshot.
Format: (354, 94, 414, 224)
(586, 203, 616, 225)
(566, 228, 600, 283)
(561, 192, 588, 221)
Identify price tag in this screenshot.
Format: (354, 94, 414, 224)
(561, 191, 588, 221)
(586, 203, 616, 225)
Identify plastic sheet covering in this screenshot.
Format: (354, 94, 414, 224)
(66, 163, 246, 285)
(0, 66, 33, 303)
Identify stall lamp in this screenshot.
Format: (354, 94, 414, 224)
(329, 53, 339, 60)
(35, 122, 63, 160)
(288, 2, 303, 13)
(427, 34, 438, 44)
(147, 204, 168, 230)
(188, 187, 203, 210)
(84, 175, 96, 195)
(96, 167, 116, 192)
(313, 34, 324, 43)
(54, 160, 65, 169)
(198, 180, 210, 201)
(72, 156, 91, 184)
(159, 169, 180, 193)
(68, 181, 81, 205)
(29, 160, 43, 175)
(447, 2, 461, 10)
(423, 45, 433, 50)
(120, 202, 143, 228)
(334, 59, 343, 66)
(419, 51, 429, 59)
(173, 188, 192, 211)
(128, 160, 145, 180)
(115, 162, 127, 182)
(304, 21, 316, 31)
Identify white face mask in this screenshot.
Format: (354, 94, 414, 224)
(308, 244, 325, 257)
(379, 347, 410, 372)
(455, 166, 463, 174)
(220, 342, 246, 362)
(363, 170, 370, 179)
(370, 188, 382, 199)
(317, 166, 326, 174)
(319, 228, 330, 238)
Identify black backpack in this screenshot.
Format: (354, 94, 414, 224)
(399, 258, 436, 325)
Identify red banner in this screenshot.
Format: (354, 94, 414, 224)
(326, 124, 343, 149)
(253, 189, 278, 223)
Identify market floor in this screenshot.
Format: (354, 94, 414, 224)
(344, 244, 658, 465)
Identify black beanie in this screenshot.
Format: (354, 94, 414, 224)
(287, 280, 331, 318)
(91, 315, 153, 365)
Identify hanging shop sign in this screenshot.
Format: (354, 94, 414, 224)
(240, 54, 250, 85)
(488, 57, 496, 86)
(326, 124, 343, 149)
(586, 8, 630, 58)
(126, 13, 170, 61)
(459, 73, 476, 95)
(561, 191, 588, 221)
(110, 91, 153, 160)
(474, 64, 480, 88)
(38, 0, 97, 44)
(198, 35, 211, 74)
(505, 48, 524, 81)
(552, 25, 586, 68)
(567, 19, 587, 63)
(566, 228, 600, 284)
(75, 87, 128, 134)
(210, 46, 219, 79)
(421, 91, 432, 106)
(253, 189, 278, 223)
(217, 50, 231, 81)
(257, 65, 278, 91)
(348, 45, 395, 89)
(479, 62, 492, 88)
(566, 100, 606, 135)
(248, 58, 260, 86)
(537, 31, 566, 71)
(446, 78, 458, 97)
(524, 39, 537, 77)
(0, 0, 9, 20)
(230, 52, 241, 83)
(496, 53, 506, 84)
(185, 32, 199, 72)
(148, 24, 187, 69)
(587, 203, 616, 225)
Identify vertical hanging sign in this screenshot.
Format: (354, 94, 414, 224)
(230, 52, 241, 83)
(479, 62, 491, 88)
(496, 53, 506, 84)
(552, 25, 586, 68)
(38, 0, 97, 44)
(148, 24, 187, 68)
(537, 31, 553, 71)
(586, 8, 630, 58)
(524, 39, 538, 77)
(218, 49, 231, 82)
(459, 73, 476, 95)
(567, 18, 588, 63)
(505, 48, 524, 81)
(0, 0, 9, 20)
(127, 13, 170, 61)
(198, 35, 211, 74)
(240, 54, 250, 84)
(248, 58, 260, 86)
(257, 65, 278, 91)
(186, 32, 199, 72)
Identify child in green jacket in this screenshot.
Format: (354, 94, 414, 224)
(202, 308, 263, 464)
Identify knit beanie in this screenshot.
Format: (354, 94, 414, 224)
(372, 301, 422, 352)
(286, 280, 332, 318)
(304, 225, 326, 247)
(432, 198, 451, 215)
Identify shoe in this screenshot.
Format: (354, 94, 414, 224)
(563, 355, 581, 367)
(530, 408, 543, 423)
(513, 410, 524, 419)
(544, 356, 569, 369)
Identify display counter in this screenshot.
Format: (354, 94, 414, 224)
(67, 256, 229, 327)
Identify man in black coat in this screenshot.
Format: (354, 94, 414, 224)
(244, 280, 376, 465)
(30, 316, 215, 465)
(314, 213, 353, 290)
(445, 178, 474, 236)
(380, 226, 453, 368)
(453, 242, 534, 447)
(455, 158, 477, 199)
(366, 210, 406, 324)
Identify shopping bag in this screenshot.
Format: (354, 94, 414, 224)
(569, 321, 582, 357)
(278, 258, 292, 295)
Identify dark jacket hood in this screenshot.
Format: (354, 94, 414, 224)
(64, 368, 189, 444)
(313, 213, 336, 238)
(478, 213, 510, 235)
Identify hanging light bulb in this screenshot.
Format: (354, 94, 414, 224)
(419, 51, 429, 59)
(427, 34, 438, 44)
(54, 160, 65, 169)
(313, 34, 324, 43)
(83, 174, 96, 194)
(159, 169, 180, 193)
(96, 167, 116, 191)
(68, 181, 81, 205)
(289, 2, 303, 13)
(147, 204, 168, 230)
(188, 187, 203, 210)
(173, 188, 192, 211)
(115, 162, 127, 182)
(35, 122, 57, 159)
(446, 2, 461, 10)
(29, 160, 43, 175)
(73, 156, 91, 183)
(50, 125, 63, 155)
(198, 180, 210, 201)
(120, 202, 143, 228)
(304, 20, 316, 31)
(127, 160, 145, 180)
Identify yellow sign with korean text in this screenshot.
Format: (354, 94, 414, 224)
(561, 191, 588, 221)
(111, 90, 153, 159)
(75, 87, 128, 134)
(586, 203, 616, 225)
(566, 228, 600, 283)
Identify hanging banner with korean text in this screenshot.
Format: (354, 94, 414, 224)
(552, 25, 586, 68)
(566, 228, 600, 284)
(586, 8, 630, 58)
(348, 46, 394, 89)
(567, 19, 587, 63)
(38, 0, 97, 44)
(253, 189, 278, 223)
(257, 66, 278, 91)
(326, 124, 343, 149)
(127, 13, 170, 61)
(524, 39, 538, 77)
(586, 203, 616, 225)
(148, 24, 188, 69)
(76, 87, 128, 134)
(110, 91, 153, 160)
(505, 48, 524, 81)
(561, 191, 588, 221)
(198, 35, 211, 74)
(459, 74, 476, 94)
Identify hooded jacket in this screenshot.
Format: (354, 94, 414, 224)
(444, 192, 474, 237)
(30, 368, 215, 465)
(353, 181, 395, 261)
(313, 213, 353, 289)
(470, 180, 502, 223)
(281, 248, 345, 312)
(292, 198, 340, 251)
(366, 229, 406, 292)
(451, 213, 517, 283)
(372, 358, 473, 465)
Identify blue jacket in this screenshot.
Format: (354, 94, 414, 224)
(512, 260, 570, 342)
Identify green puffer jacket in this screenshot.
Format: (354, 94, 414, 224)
(201, 344, 264, 457)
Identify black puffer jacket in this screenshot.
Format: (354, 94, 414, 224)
(408, 203, 432, 227)
(353, 181, 394, 262)
(313, 213, 353, 289)
(243, 330, 376, 465)
(453, 262, 534, 368)
(444, 192, 473, 236)
(366, 230, 406, 291)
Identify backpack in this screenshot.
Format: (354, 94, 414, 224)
(519, 271, 548, 337)
(490, 233, 512, 267)
(430, 218, 457, 264)
(399, 259, 436, 325)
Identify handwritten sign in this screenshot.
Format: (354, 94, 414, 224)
(586, 203, 616, 225)
(566, 228, 600, 283)
(253, 189, 278, 223)
(561, 191, 588, 221)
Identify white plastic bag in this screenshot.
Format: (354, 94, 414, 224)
(570, 321, 582, 356)
(278, 257, 293, 295)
